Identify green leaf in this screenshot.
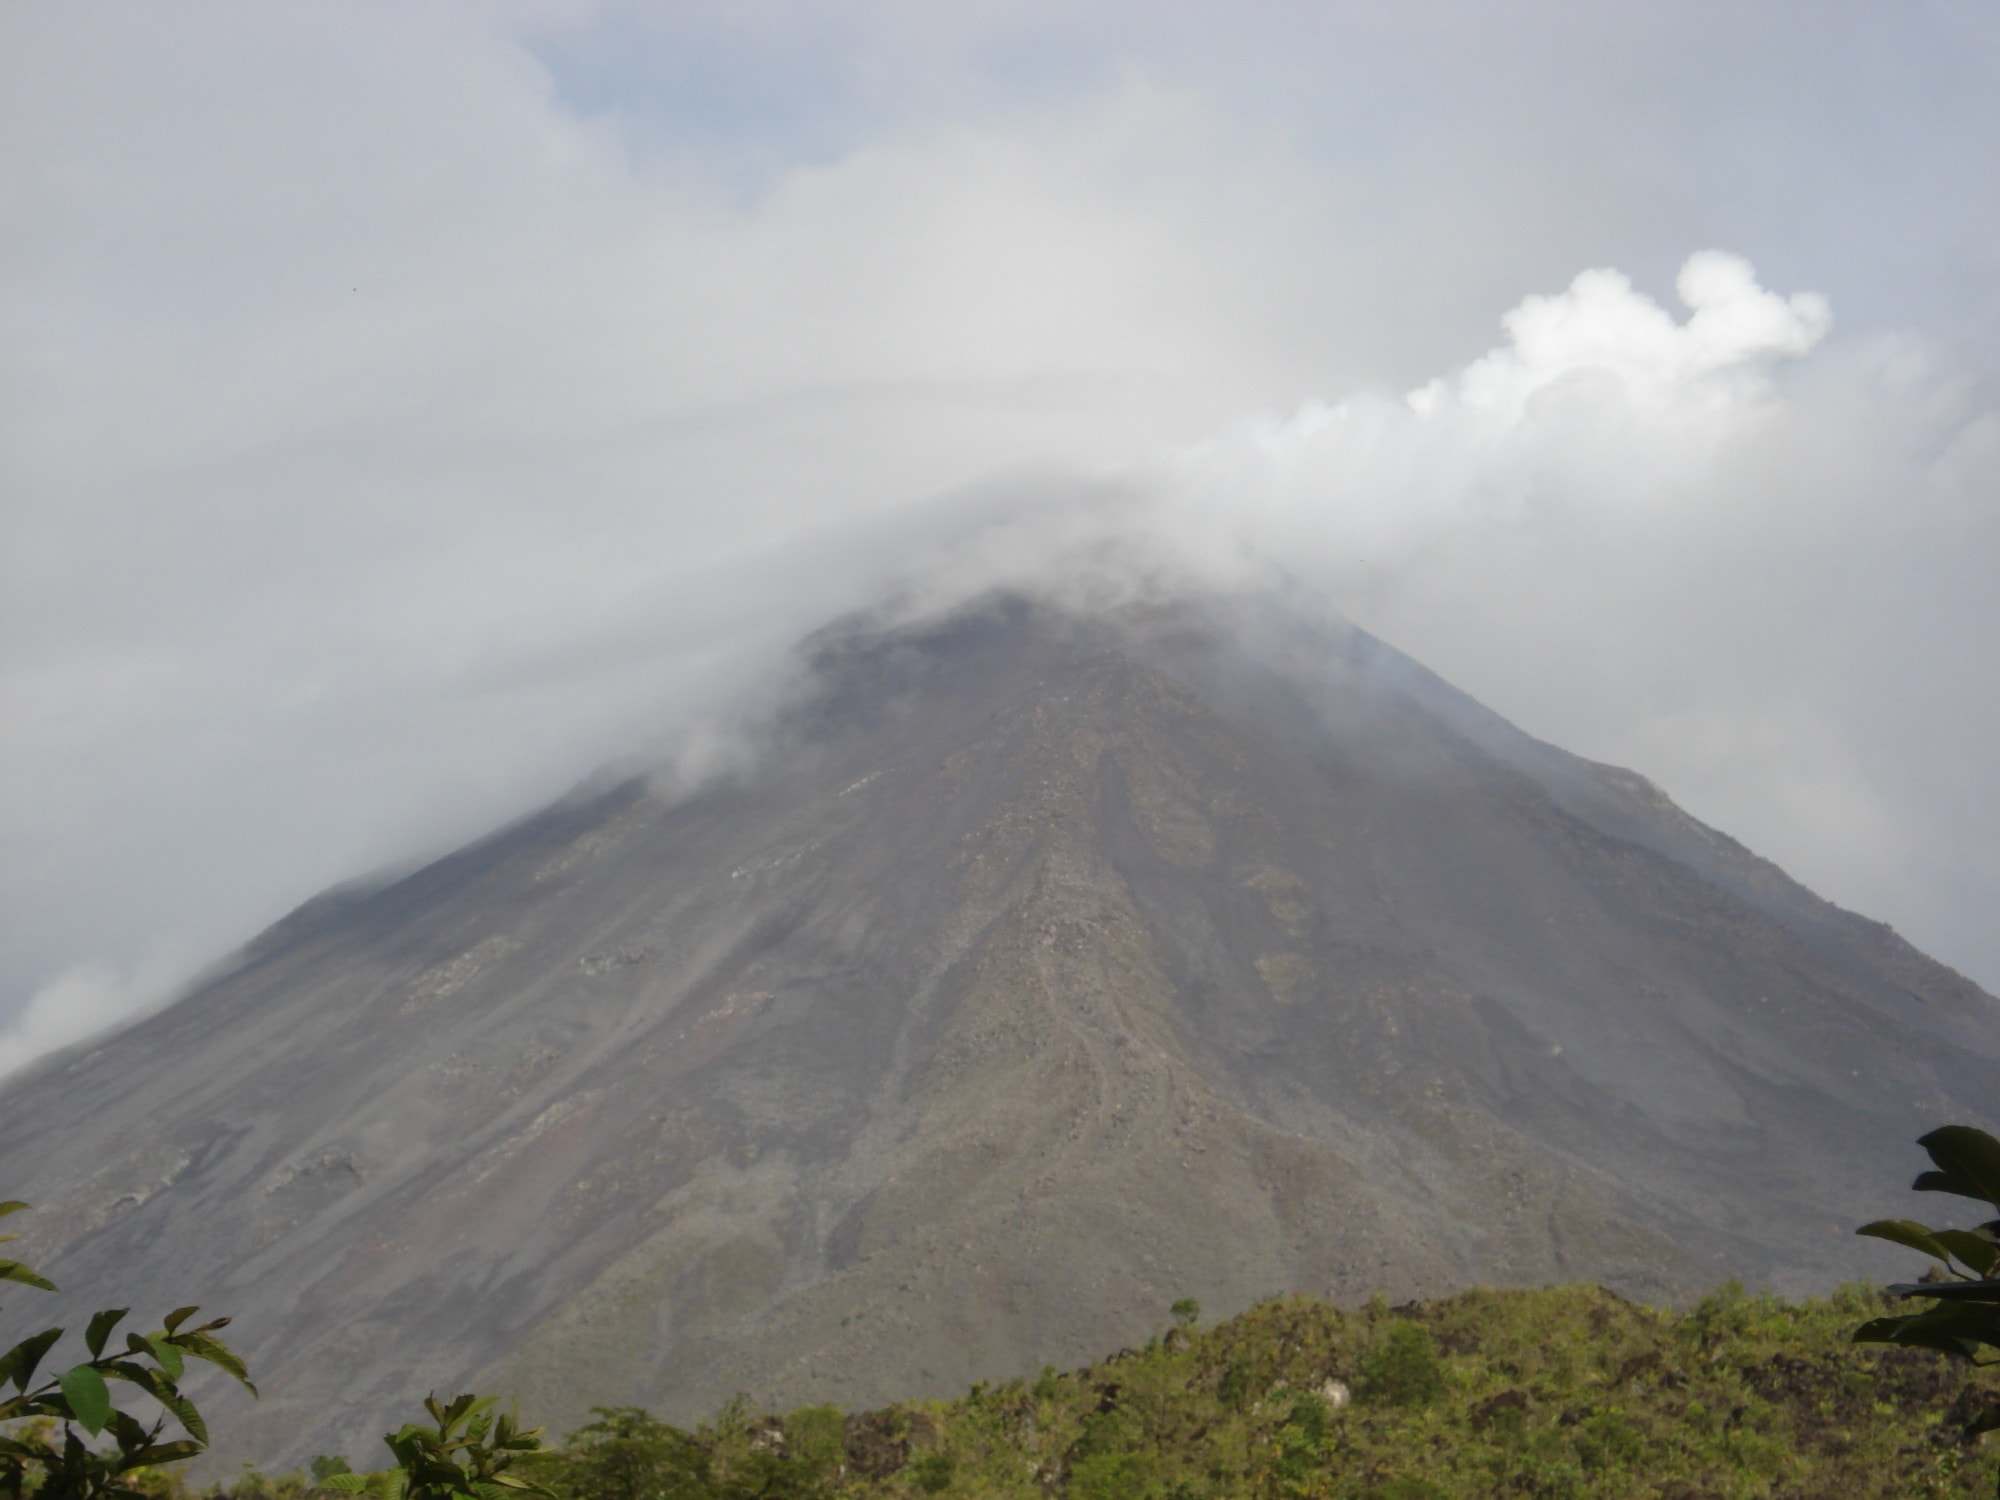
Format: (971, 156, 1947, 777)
(5, 1327, 64, 1391)
(0, 1202, 30, 1221)
(482, 1475, 549, 1494)
(143, 1332, 185, 1381)
(171, 1331, 255, 1393)
(161, 1306, 200, 1334)
(156, 1385, 208, 1444)
(105, 1406, 152, 1452)
(1914, 1299, 2000, 1343)
(101, 1355, 162, 1387)
(59, 1364, 112, 1436)
(85, 1308, 129, 1359)
(1887, 1280, 2000, 1302)
(1916, 1126, 2000, 1206)
(1853, 1316, 1980, 1358)
(0, 1260, 56, 1293)
(1854, 1292, 2000, 1361)
(126, 1440, 202, 1467)
(1858, 1219, 1958, 1265)
(1933, 1229, 2000, 1277)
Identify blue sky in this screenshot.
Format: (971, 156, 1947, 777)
(3, 0, 1998, 1070)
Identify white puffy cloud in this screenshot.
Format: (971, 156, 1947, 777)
(1434, 252, 1831, 419)
(1146, 252, 1841, 583)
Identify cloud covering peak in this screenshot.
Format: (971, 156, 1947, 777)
(3, 2, 1999, 1076)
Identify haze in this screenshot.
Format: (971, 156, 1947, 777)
(3, 1, 1998, 1075)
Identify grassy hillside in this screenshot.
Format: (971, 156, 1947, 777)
(222, 1282, 2000, 1500)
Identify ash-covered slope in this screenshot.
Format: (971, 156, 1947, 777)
(2, 596, 1994, 1468)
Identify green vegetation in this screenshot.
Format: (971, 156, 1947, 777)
(1854, 1124, 2000, 1495)
(1856, 1126, 2000, 1374)
(17, 1126, 2000, 1498)
(324, 1394, 551, 1500)
(0, 1199, 253, 1500)
(451, 1285, 2000, 1499)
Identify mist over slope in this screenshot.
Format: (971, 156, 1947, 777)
(0, 592, 1992, 1471)
(13, 17, 2000, 1069)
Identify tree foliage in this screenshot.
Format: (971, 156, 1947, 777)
(539, 1407, 712, 1500)
(1358, 1321, 1445, 1409)
(326, 1394, 552, 1500)
(0, 1200, 254, 1500)
(1855, 1124, 2000, 1491)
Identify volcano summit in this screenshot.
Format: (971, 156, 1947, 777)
(2, 595, 1994, 1468)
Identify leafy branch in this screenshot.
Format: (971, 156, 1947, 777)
(0, 1199, 254, 1500)
(1855, 1124, 2000, 1495)
(327, 1393, 553, 1500)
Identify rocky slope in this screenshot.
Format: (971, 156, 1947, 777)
(1, 594, 1993, 1468)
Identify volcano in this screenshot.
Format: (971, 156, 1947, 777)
(2, 594, 1994, 1468)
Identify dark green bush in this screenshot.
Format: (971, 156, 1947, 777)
(1360, 1320, 1445, 1408)
(906, 1452, 954, 1494)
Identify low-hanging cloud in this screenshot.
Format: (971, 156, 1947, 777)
(3, 2, 1998, 1079)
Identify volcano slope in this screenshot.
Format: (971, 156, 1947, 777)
(1, 596, 1995, 1469)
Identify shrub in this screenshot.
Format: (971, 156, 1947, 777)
(1359, 1321, 1445, 1408)
(326, 1393, 550, 1500)
(906, 1452, 954, 1494)
(542, 1407, 711, 1500)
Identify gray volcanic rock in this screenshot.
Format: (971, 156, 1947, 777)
(2, 594, 1995, 1469)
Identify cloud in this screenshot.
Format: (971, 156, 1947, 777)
(1114, 251, 1844, 604)
(0, 13, 1301, 1072)
(1438, 252, 1831, 417)
(1133, 257, 1999, 984)
(0, 953, 192, 1081)
(2, 2, 1998, 1078)
(860, 251, 1999, 994)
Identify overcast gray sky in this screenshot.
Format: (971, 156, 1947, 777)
(4, 0, 1998, 1074)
